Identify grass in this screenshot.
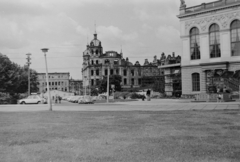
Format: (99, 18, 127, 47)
(0, 110, 240, 162)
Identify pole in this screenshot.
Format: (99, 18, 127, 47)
(107, 66, 110, 103)
(42, 48, 52, 111)
(84, 77, 87, 96)
(26, 53, 31, 96)
(28, 67, 30, 96)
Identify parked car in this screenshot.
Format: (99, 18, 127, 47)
(78, 96, 94, 104)
(18, 95, 47, 104)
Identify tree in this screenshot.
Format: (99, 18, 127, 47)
(0, 54, 39, 95)
(152, 76, 165, 93)
(97, 75, 122, 94)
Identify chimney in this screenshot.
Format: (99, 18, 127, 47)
(172, 52, 175, 57)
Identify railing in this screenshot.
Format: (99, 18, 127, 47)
(185, 0, 240, 14)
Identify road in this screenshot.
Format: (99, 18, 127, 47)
(0, 99, 239, 112)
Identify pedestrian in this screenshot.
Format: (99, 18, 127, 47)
(146, 89, 151, 101)
(58, 96, 62, 104)
(142, 95, 145, 101)
(55, 95, 58, 104)
(52, 96, 54, 101)
(216, 87, 222, 102)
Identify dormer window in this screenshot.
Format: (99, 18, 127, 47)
(109, 53, 114, 57)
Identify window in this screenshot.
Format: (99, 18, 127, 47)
(91, 79, 94, 86)
(138, 79, 141, 85)
(96, 50, 98, 55)
(96, 79, 99, 85)
(96, 69, 99, 76)
(91, 70, 94, 76)
(96, 60, 99, 64)
(110, 69, 114, 75)
(231, 20, 240, 56)
(55, 82, 57, 85)
(124, 78, 127, 85)
(49, 82, 51, 86)
(192, 73, 200, 91)
(91, 60, 94, 65)
(105, 59, 110, 64)
(105, 69, 108, 75)
(190, 27, 200, 60)
(131, 79, 134, 85)
(131, 70, 134, 76)
(123, 69, 127, 76)
(116, 69, 119, 75)
(58, 82, 60, 85)
(209, 24, 221, 58)
(114, 60, 119, 65)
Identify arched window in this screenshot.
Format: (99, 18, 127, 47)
(190, 27, 200, 60)
(231, 20, 240, 56)
(192, 73, 200, 91)
(209, 24, 221, 58)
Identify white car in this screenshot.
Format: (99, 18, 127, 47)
(18, 95, 47, 104)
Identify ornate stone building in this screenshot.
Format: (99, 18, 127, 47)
(178, 0, 240, 97)
(82, 32, 163, 93)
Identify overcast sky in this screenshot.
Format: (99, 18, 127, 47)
(1, 0, 213, 79)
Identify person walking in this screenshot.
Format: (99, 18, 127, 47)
(146, 89, 151, 101)
(55, 95, 58, 104)
(58, 96, 62, 104)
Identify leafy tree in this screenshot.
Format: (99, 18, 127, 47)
(152, 76, 165, 93)
(0, 54, 39, 96)
(98, 75, 122, 94)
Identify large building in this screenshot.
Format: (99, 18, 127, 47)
(37, 72, 70, 93)
(82, 31, 163, 93)
(178, 0, 240, 97)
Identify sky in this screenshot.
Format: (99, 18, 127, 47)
(1, 0, 214, 79)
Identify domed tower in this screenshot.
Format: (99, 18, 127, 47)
(89, 30, 103, 57)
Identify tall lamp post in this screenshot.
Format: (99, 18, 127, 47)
(106, 63, 110, 103)
(41, 48, 52, 111)
(26, 53, 31, 96)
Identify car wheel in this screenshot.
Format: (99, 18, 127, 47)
(21, 101, 26, 104)
(37, 101, 40, 104)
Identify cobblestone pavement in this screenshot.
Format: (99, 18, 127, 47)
(0, 99, 239, 112)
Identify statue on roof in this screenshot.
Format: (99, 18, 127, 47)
(180, 0, 186, 7)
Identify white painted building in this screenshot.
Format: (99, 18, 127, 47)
(178, 0, 240, 97)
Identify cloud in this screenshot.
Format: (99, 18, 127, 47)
(97, 26, 138, 42)
(156, 25, 180, 44)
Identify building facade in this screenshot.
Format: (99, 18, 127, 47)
(82, 32, 163, 93)
(37, 72, 70, 93)
(178, 0, 240, 97)
(69, 79, 83, 95)
(158, 53, 182, 97)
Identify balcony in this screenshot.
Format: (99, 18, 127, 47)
(181, 0, 240, 16)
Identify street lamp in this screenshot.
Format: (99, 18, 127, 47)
(41, 48, 52, 111)
(84, 76, 87, 96)
(26, 53, 31, 96)
(106, 63, 110, 103)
